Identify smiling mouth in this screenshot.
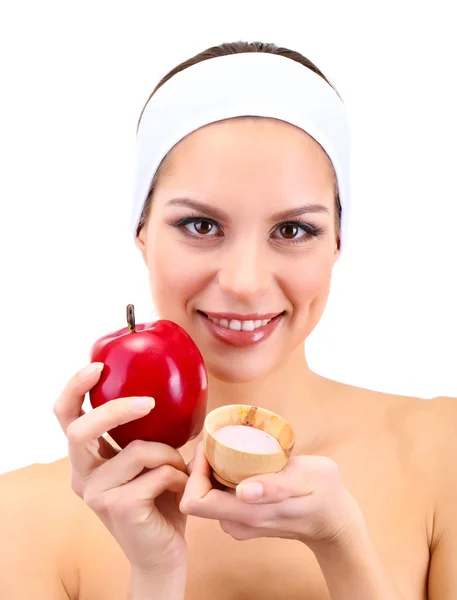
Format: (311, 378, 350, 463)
(197, 311, 285, 332)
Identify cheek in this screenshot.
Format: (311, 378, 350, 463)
(146, 237, 208, 311)
(293, 255, 334, 300)
(149, 247, 184, 296)
(287, 254, 334, 338)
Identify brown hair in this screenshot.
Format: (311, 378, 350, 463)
(136, 41, 342, 244)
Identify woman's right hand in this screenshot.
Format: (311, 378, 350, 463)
(53, 362, 188, 575)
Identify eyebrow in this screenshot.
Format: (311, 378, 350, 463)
(166, 197, 330, 222)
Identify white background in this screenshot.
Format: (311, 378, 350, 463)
(0, 1, 455, 475)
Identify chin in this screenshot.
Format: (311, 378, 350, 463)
(203, 352, 284, 384)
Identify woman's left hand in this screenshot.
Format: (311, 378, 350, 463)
(179, 443, 365, 551)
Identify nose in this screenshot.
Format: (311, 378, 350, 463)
(217, 240, 271, 303)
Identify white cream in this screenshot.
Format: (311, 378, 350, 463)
(213, 424, 281, 453)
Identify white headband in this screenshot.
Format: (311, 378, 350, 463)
(132, 52, 351, 248)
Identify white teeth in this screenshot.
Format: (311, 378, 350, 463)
(205, 314, 278, 331)
(241, 320, 255, 332)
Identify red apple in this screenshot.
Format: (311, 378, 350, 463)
(89, 304, 208, 449)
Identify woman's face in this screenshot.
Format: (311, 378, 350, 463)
(137, 117, 339, 383)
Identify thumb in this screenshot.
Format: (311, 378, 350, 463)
(235, 471, 290, 504)
(235, 457, 310, 504)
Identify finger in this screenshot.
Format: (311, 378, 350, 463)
(236, 455, 336, 504)
(179, 444, 271, 524)
(53, 362, 105, 433)
(126, 464, 188, 500)
(66, 396, 155, 477)
(88, 440, 187, 493)
(182, 480, 273, 525)
(179, 442, 212, 511)
(53, 363, 119, 461)
(186, 457, 195, 476)
(86, 465, 188, 522)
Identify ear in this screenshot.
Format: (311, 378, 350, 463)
(333, 235, 341, 263)
(135, 227, 148, 266)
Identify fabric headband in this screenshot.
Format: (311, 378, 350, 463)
(131, 52, 351, 249)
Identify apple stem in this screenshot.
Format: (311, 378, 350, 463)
(127, 304, 136, 333)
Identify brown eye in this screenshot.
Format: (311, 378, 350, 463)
(272, 222, 313, 242)
(184, 219, 217, 235)
(279, 224, 299, 239)
(194, 220, 213, 234)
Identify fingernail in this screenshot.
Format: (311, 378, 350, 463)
(79, 362, 104, 379)
(237, 481, 264, 502)
(129, 397, 155, 412)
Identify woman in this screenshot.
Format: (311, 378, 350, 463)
(1, 41, 456, 600)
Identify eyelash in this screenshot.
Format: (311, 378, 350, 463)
(168, 212, 325, 244)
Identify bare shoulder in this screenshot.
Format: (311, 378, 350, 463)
(410, 393, 457, 444)
(339, 384, 457, 595)
(344, 381, 457, 478)
(380, 391, 457, 456)
(0, 457, 79, 598)
(0, 456, 79, 528)
(331, 376, 456, 432)
(407, 394, 457, 493)
(0, 458, 128, 600)
(400, 394, 457, 596)
(0, 457, 129, 599)
(0, 454, 73, 501)
(326, 376, 457, 459)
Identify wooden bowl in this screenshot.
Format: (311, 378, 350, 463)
(203, 404, 295, 488)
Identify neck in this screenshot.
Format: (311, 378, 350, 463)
(206, 343, 316, 414)
(181, 344, 340, 462)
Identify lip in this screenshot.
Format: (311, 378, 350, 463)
(197, 311, 285, 347)
(202, 311, 282, 321)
